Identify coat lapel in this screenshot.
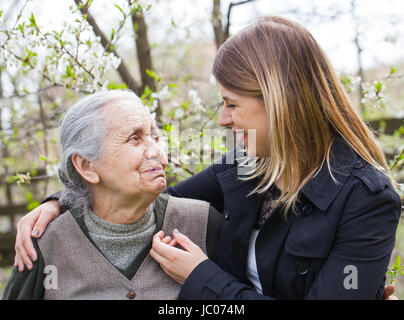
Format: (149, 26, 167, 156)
(216, 166, 263, 281)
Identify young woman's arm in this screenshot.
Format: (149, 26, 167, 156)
(3, 239, 45, 300)
(13, 199, 61, 272)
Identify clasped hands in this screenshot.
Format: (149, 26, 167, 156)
(149, 229, 208, 285)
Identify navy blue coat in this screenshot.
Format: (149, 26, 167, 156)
(167, 137, 402, 299)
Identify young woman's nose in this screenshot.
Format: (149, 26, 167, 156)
(219, 106, 233, 127)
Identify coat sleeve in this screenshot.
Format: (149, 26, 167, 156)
(179, 259, 273, 300)
(304, 187, 401, 299)
(179, 186, 401, 300)
(2, 239, 45, 300)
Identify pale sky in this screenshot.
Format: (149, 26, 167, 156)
(1, 0, 404, 73)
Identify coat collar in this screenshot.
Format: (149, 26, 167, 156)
(301, 137, 358, 211)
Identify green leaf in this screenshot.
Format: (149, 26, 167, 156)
(135, 3, 142, 12)
(395, 255, 402, 267)
(390, 67, 397, 75)
(110, 28, 115, 41)
(85, 0, 94, 8)
(13, 127, 18, 140)
(26, 192, 33, 202)
(107, 81, 127, 90)
(25, 47, 37, 57)
(27, 201, 40, 211)
(6, 175, 17, 184)
(163, 123, 172, 132)
(29, 13, 37, 28)
(63, 65, 75, 78)
(18, 22, 25, 34)
(36, 130, 44, 138)
(375, 81, 383, 93)
(114, 4, 124, 14)
(145, 69, 162, 82)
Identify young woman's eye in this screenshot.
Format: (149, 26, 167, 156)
(226, 104, 235, 109)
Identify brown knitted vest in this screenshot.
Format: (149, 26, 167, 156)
(37, 195, 209, 300)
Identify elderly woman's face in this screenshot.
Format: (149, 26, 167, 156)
(93, 100, 167, 199)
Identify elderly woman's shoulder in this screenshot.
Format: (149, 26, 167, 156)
(164, 194, 210, 211)
(38, 210, 76, 244)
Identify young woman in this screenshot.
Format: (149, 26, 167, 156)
(13, 16, 401, 299)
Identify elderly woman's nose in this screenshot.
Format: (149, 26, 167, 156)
(144, 138, 162, 160)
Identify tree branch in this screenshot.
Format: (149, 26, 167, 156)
(350, 0, 365, 109)
(74, 0, 141, 94)
(212, 0, 225, 49)
(224, 0, 254, 40)
(130, 2, 160, 121)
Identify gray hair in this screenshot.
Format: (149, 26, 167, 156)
(58, 90, 143, 212)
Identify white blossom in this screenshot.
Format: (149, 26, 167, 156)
(152, 85, 170, 100)
(174, 108, 185, 119)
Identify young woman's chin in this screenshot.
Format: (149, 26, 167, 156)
(244, 144, 268, 158)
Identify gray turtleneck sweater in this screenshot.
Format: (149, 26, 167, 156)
(83, 202, 156, 270)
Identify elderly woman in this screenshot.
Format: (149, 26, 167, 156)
(3, 90, 221, 300)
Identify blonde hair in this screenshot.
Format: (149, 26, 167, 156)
(212, 16, 391, 214)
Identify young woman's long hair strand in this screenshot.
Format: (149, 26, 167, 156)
(212, 16, 391, 215)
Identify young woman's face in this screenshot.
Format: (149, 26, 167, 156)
(219, 85, 269, 157)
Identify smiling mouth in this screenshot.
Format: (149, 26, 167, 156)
(143, 167, 165, 177)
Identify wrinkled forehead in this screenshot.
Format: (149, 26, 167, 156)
(103, 99, 156, 134)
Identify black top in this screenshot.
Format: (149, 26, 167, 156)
(167, 137, 402, 299)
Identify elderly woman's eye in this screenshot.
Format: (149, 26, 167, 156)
(152, 135, 160, 143)
(130, 134, 140, 142)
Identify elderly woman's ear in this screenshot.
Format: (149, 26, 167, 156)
(71, 154, 100, 184)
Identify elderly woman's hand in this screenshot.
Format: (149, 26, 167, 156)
(14, 200, 61, 272)
(150, 229, 208, 285)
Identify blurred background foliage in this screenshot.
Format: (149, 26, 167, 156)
(0, 0, 403, 298)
